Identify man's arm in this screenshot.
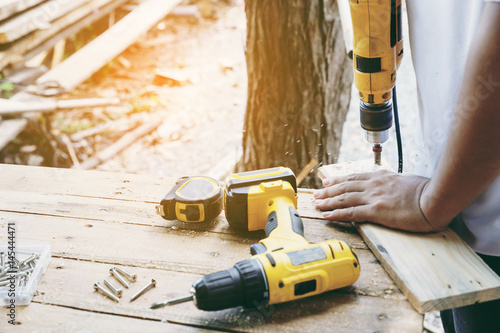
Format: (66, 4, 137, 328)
(313, 3, 500, 232)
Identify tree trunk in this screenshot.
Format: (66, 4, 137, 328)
(236, 0, 352, 188)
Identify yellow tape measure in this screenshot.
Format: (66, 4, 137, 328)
(156, 177, 223, 223)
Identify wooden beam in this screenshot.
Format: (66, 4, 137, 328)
(0, 0, 45, 21)
(296, 158, 318, 185)
(76, 118, 162, 170)
(0, 0, 92, 44)
(50, 38, 66, 68)
(0, 97, 120, 116)
(318, 160, 500, 313)
(69, 113, 143, 141)
(336, 0, 353, 55)
(0, 118, 27, 149)
(38, 0, 182, 92)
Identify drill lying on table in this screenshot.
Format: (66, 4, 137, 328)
(151, 167, 360, 311)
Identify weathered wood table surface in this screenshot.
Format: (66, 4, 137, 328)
(0, 164, 423, 332)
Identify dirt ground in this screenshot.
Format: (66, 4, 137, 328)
(75, 0, 248, 180)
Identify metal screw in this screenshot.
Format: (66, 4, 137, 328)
(0, 269, 8, 278)
(104, 279, 123, 298)
(110, 268, 129, 288)
(94, 282, 120, 302)
(130, 279, 156, 302)
(114, 267, 137, 282)
(20, 253, 38, 267)
(0, 252, 4, 269)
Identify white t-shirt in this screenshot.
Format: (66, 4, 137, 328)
(406, 0, 500, 256)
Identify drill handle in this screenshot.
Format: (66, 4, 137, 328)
(251, 203, 308, 255)
(265, 206, 304, 238)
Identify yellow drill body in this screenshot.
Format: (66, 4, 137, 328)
(350, 0, 404, 162)
(226, 167, 360, 306)
(256, 239, 360, 305)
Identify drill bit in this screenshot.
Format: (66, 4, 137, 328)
(373, 144, 382, 166)
(150, 294, 194, 309)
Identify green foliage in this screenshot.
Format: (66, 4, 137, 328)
(0, 74, 15, 92)
(0, 81, 15, 92)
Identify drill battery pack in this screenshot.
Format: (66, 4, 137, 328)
(224, 167, 297, 231)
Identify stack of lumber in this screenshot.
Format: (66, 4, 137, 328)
(0, 0, 128, 72)
(0, 0, 182, 162)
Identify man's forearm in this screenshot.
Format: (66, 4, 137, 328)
(421, 3, 500, 229)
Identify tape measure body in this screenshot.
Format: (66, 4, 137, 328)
(157, 177, 223, 223)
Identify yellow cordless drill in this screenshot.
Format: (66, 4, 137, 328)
(350, 0, 404, 166)
(151, 167, 360, 311)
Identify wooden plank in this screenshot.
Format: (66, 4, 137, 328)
(0, 0, 45, 21)
(336, 0, 353, 55)
(0, 0, 123, 71)
(77, 118, 163, 170)
(318, 160, 500, 313)
(0, 97, 120, 116)
(17, 303, 203, 332)
(0, 118, 27, 149)
(0, 0, 92, 44)
(29, 258, 421, 332)
(38, 0, 182, 92)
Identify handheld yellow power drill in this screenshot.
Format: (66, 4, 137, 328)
(151, 167, 360, 311)
(350, 0, 404, 166)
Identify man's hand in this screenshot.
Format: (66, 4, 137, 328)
(313, 170, 448, 232)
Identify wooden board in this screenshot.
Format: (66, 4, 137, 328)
(17, 303, 205, 332)
(0, 163, 423, 331)
(0, 0, 92, 44)
(318, 160, 500, 313)
(0, 0, 45, 21)
(38, 0, 182, 91)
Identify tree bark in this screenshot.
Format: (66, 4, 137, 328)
(236, 0, 352, 188)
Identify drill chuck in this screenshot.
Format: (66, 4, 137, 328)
(192, 259, 269, 311)
(359, 101, 393, 144)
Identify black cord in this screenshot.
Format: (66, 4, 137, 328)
(392, 86, 403, 173)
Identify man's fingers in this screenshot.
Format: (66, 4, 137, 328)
(322, 205, 370, 223)
(314, 192, 366, 211)
(313, 181, 365, 199)
(322, 172, 373, 187)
